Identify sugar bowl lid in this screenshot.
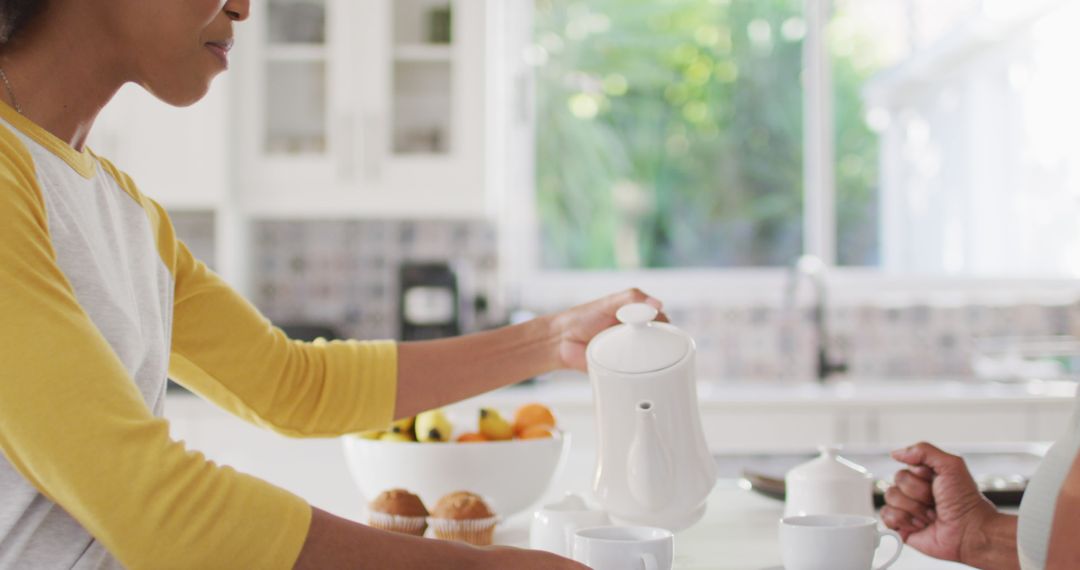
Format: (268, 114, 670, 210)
(786, 446, 873, 483)
(587, 303, 690, 374)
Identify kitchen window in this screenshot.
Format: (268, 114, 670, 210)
(497, 0, 1080, 307)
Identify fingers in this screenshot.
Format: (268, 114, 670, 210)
(909, 465, 934, 481)
(891, 442, 969, 476)
(884, 485, 934, 527)
(893, 469, 935, 505)
(612, 288, 668, 322)
(880, 505, 926, 536)
(619, 288, 663, 311)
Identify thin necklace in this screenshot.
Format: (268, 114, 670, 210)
(0, 66, 22, 115)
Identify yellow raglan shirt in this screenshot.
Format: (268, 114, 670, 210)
(0, 100, 397, 568)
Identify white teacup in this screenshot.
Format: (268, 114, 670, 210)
(572, 525, 673, 570)
(779, 514, 902, 570)
(530, 493, 610, 557)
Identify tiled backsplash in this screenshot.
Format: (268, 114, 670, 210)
(173, 215, 1080, 382)
(670, 303, 1080, 381)
(251, 219, 500, 342)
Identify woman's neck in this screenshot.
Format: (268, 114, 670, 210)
(0, 4, 128, 151)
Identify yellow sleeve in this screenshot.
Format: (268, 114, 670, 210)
(0, 137, 311, 568)
(97, 158, 398, 437)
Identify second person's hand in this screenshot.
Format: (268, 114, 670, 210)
(881, 442, 1008, 566)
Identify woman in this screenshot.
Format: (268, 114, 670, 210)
(0, 0, 631, 567)
(884, 432, 1080, 568)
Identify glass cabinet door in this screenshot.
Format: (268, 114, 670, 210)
(264, 0, 329, 155)
(390, 0, 454, 156)
(237, 0, 487, 216)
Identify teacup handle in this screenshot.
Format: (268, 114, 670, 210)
(873, 528, 904, 570)
(640, 552, 658, 570)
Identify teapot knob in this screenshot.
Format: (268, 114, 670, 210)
(616, 303, 659, 326)
(818, 445, 841, 458)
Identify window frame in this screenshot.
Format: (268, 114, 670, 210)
(493, 0, 1080, 310)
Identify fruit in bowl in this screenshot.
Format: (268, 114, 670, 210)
(342, 404, 569, 518)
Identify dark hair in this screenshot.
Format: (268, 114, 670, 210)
(0, 0, 45, 44)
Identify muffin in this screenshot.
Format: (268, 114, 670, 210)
(428, 491, 499, 546)
(368, 489, 429, 536)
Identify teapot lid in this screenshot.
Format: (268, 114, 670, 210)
(786, 446, 873, 483)
(588, 303, 690, 374)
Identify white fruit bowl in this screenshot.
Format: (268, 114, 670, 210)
(342, 431, 570, 518)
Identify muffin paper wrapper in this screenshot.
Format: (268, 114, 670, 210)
(368, 511, 429, 534)
(428, 515, 500, 529)
(428, 516, 500, 544)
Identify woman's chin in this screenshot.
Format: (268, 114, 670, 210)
(139, 76, 217, 108)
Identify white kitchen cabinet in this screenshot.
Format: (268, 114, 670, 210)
(232, 0, 490, 218)
(873, 406, 1030, 447)
(700, 402, 1074, 452)
(1032, 406, 1075, 441)
(700, 408, 838, 452)
(89, 80, 231, 211)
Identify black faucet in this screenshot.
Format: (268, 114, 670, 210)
(785, 255, 849, 382)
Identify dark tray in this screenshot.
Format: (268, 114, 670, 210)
(715, 444, 1046, 508)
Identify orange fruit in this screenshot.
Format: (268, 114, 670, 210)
(456, 432, 489, 443)
(513, 403, 556, 436)
(517, 425, 554, 439)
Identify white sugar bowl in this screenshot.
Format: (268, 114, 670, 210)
(784, 446, 874, 517)
(530, 493, 610, 557)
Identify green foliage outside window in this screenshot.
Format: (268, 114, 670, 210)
(535, 0, 880, 269)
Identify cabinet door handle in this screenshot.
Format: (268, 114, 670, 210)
(337, 113, 355, 182)
(362, 113, 383, 182)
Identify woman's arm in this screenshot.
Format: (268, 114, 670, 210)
(294, 507, 586, 569)
(395, 288, 659, 418)
(151, 161, 662, 432)
(1046, 451, 1080, 568)
(395, 316, 559, 418)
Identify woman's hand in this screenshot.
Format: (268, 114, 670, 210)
(394, 288, 665, 417)
(881, 442, 1017, 569)
(547, 288, 665, 372)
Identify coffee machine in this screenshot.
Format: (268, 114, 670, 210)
(397, 261, 460, 340)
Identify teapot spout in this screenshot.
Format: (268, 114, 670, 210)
(626, 401, 674, 511)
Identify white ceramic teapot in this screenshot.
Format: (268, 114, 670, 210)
(585, 303, 717, 530)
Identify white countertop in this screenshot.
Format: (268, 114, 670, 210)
(492, 479, 971, 570)
(163, 391, 1027, 569)
(166, 379, 1070, 569)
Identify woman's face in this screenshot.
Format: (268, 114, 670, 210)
(102, 0, 250, 106)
